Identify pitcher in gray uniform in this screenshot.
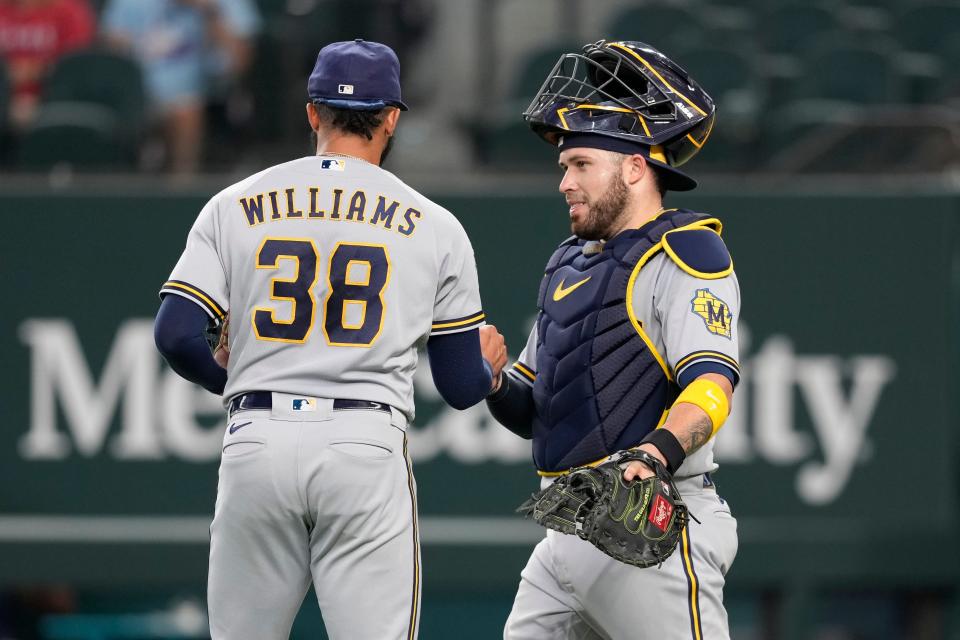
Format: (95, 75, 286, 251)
(483, 40, 740, 639)
(153, 39, 507, 640)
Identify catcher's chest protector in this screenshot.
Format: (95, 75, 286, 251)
(533, 209, 713, 472)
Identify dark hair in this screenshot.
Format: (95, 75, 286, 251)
(311, 102, 387, 141)
(612, 151, 669, 198)
(649, 165, 668, 198)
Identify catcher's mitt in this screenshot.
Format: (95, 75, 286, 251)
(519, 450, 689, 567)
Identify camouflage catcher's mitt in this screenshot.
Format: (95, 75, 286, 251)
(520, 450, 689, 568)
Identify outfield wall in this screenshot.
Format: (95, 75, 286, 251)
(1, 188, 956, 603)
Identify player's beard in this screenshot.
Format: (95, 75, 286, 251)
(572, 171, 631, 240)
(379, 135, 395, 166)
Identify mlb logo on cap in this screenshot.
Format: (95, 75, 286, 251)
(292, 398, 316, 411)
(308, 39, 409, 111)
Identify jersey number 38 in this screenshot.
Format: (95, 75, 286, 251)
(253, 237, 390, 347)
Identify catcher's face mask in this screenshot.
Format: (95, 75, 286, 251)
(524, 40, 716, 174)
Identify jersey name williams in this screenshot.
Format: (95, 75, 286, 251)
(238, 186, 421, 237)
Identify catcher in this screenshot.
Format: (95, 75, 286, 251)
(483, 40, 740, 639)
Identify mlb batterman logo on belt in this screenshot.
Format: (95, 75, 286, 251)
(292, 398, 316, 411)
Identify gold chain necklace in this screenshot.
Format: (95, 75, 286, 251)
(320, 151, 370, 165)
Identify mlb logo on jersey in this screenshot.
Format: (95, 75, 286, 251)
(320, 159, 345, 171)
(338, 84, 354, 95)
(292, 398, 317, 411)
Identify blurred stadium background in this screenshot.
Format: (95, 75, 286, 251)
(1, 0, 958, 638)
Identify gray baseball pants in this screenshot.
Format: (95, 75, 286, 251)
(207, 394, 420, 640)
(504, 475, 738, 639)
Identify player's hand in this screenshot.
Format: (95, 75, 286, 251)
(213, 315, 230, 369)
(622, 444, 666, 482)
(479, 324, 507, 391)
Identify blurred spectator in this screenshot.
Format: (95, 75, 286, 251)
(101, 0, 260, 175)
(0, 0, 95, 129)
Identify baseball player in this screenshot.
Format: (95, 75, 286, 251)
(153, 39, 507, 640)
(483, 40, 740, 639)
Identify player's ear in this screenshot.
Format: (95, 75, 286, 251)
(306, 102, 321, 131)
(383, 107, 400, 137)
(623, 154, 647, 187)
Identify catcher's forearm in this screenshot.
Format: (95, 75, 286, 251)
(662, 403, 715, 454)
(485, 374, 534, 439)
(638, 403, 714, 475)
(663, 372, 733, 455)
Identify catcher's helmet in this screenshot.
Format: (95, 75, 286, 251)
(523, 40, 715, 191)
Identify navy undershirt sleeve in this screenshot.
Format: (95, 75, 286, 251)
(154, 295, 228, 395)
(485, 374, 535, 439)
(426, 329, 494, 410)
(677, 361, 738, 389)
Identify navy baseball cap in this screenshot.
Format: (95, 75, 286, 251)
(557, 133, 697, 191)
(308, 39, 409, 111)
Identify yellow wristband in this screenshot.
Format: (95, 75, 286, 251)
(673, 378, 729, 436)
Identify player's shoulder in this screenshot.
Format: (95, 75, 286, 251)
(389, 173, 467, 234)
(388, 174, 446, 214)
(209, 158, 305, 203)
(660, 220, 732, 280)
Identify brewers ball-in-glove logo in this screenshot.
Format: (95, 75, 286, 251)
(691, 288, 733, 338)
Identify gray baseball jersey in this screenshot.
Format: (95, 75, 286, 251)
(161, 154, 485, 419)
(504, 233, 740, 640)
(507, 249, 740, 478)
(160, 153, 484, 640)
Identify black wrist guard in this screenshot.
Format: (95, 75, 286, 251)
(640, 428, 686, 475)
